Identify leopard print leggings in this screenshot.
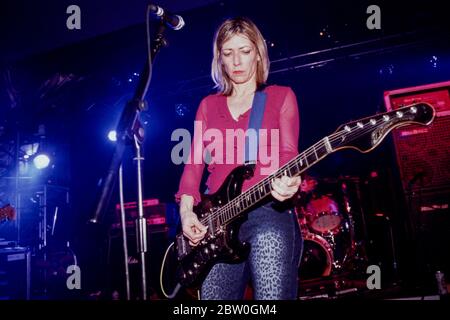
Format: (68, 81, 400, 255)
(200, 202, 303, 300)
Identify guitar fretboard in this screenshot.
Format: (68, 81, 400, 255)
(213, 136, 335, 226)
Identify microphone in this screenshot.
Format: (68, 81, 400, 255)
(149, 4, 185, 30)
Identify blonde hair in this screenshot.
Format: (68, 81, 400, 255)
(211, 17, 270, 96)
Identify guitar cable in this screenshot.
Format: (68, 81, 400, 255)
(160, 241, 182, 299)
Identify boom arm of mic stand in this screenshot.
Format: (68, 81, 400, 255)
(90, 23, 168, 224)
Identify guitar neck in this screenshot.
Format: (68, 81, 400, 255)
(216, 136, 335, 225)
(206, 102, 435, 227)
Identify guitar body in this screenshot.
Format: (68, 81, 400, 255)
(172, 164, 257, 288)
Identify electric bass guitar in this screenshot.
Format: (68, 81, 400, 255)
(160, 102, 435, 295)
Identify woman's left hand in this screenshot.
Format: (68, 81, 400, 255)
(271, 175, 302, 202)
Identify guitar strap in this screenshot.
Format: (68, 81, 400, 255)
(204, 90, 267, 195)
(245, 89, 268, 165)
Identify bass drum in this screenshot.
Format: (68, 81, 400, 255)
(298, 232, 333, 281)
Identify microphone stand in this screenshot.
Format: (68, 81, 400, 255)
(90, 21, 168, 300)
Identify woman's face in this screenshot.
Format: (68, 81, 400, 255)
(220, 34, 259, 87)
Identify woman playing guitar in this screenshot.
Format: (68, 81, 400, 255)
(175, 17, 302, 300)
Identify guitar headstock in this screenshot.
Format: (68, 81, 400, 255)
(331, 102, 435, 153)
(0, 205, 16, 222)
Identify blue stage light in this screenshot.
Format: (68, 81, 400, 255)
(33, 154, 50, 169)
(108, 130, 117, 142)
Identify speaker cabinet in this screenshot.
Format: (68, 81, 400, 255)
(106, 226, 169, 300)
(384, 80, 450, 193)
(384, 81, 450, 278)
(0, 247, 31, 300)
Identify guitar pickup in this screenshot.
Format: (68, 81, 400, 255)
(176, 234, 190, 258)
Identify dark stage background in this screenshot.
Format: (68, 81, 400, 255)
(1, 0, 449, 299)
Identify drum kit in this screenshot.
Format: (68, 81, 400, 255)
(296, 176, 363, 283)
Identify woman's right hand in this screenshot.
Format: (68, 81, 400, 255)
(179, 195, 208, 246)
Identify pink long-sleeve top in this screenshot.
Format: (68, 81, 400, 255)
(175, 85, 300, 205)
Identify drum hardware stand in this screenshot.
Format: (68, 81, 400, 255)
(385, 215, 399, 283)
(341, 177, 370, 271)
(405, 175, 426, 283)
